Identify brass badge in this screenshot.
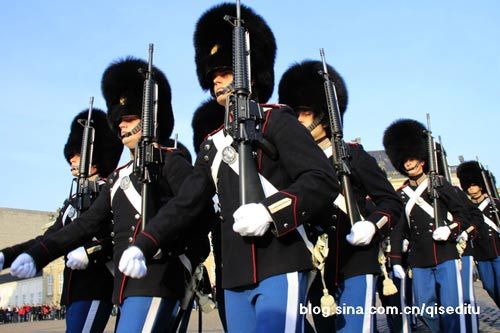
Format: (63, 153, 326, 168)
(120, 176, 131, 190)
(222, 146, 237, 165)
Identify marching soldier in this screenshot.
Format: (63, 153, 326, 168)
(436, 144, 481, 332)
(117, 3, 339, 333)
(0, 109, 122, 332)
(191, 98, 228, 332)
(10, 58, 212, 332)
(278, 60, 403, 333)
(457, 161, 500, 308)
(383, 119, 468, 333)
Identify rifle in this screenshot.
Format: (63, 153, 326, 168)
(319, 49, 361, 225)
(223, 0, 265, 205)
(74, 97, 97, 217)
(487, 169, 500, 200)
(438, 136, 452, 183)
(425, 114, 443, 227)
(476, 157, 500, 227)
(133, 44, 163, 230)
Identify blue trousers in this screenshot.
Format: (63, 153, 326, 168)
(460, 255, 479, 332)
(66, 300, 113, 333)
(412, 259, 466, 333)
(476, 256, 500, 308)
(224, 271, 308, 333)
(116, 296, 179, 333)
(335, 274, 376, 333)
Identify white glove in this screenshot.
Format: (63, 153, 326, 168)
(393, 264, 406, 280)
(66, 247, 89, 270)
(233, 203, 273, 237)
(432, 226, 451, 241)
(457, 231, 468, 242)
(118, 246, 147, 279)
(0, 252, 4, 271)
(402, 239, 410, 253)
(11, 253, 37, 278)
(346, 221, 376, 246)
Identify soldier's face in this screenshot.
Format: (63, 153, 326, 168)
(119, 117, 142, 150)
(69, 154, 98, 177)
(404, 158, 424, 177)
(213, 70, 234, 106)
(70, 154, 81, 177)
(297, 111, 326, 141)
(467, 185, 483, 198)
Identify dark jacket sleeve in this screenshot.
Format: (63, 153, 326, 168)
(437, 179, 469, 237)
(134, 153, 216, 259)
(25, 186, 112, 271)
(259, 108, 339, 237)
(388, 209, 408, 266)
(350, 144, 403, 236)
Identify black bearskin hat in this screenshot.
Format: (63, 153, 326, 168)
(194, 3, 276, 103)
(64, 109, 123, 178)
(456, 161, 485, 191)
(191, 99, 225, 153)
(383, 119, 428, 175)
(165, 138, 193, 165)
(278, 60, 348, 136)
(101, 57, 174, 145)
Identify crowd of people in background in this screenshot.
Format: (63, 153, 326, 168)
(0, 304, 65, 324)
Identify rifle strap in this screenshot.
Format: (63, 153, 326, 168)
(478, 198, 500, 233)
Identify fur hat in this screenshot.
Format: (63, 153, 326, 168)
(194, 3, 276, 103)
(383, 119, 428, 175)
(278, 60, 348, 119)
(64, 109, 123, 177)
(101, 57, 174, 145)
(164, 138, 193, 165)
(191, 99, 225, 153)
(456, 161, 485, 191)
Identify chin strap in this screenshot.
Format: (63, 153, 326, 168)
(306, 112, 324, 132)
(122, 121, 142, 138)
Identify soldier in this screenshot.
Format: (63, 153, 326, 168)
(456, 161, 500, 308)
(191, 98, 228, 332)
(436, 145, 481, 332)
(278, 60, 403, 333)
(9, 57, 212, 332)
(117, 3, 338, 333)
(383, 119, 468, 332)
(0, 109, 121, 333)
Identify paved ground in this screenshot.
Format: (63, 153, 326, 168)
(0, 281, 497, 332)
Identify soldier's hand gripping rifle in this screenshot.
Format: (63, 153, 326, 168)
(425, 114, 443, 227)
(74, 97, 97, 217)
(476, 157, 500, 227)
(223, 0, 265, 205)
(318, 49, 361, 225)
(133, 44, 163, 230)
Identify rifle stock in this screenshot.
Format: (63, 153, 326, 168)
(225, 0, 265, 205)
(74, 97, 96, 217)
(426, 114, 442, 227)
(134, 44, 163, 230)
(319, 49, 361, 225)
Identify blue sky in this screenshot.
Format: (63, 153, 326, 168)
(1, 1, 499, 212)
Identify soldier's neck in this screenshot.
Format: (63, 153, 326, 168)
(317, 137, 331, 150)
(408, 173, 427, 187)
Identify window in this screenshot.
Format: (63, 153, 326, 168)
(47, 275, 53, 296)
(58, 272, 64, 294)
(30, 293, 34, 304)
(38, 292, 42, 304)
